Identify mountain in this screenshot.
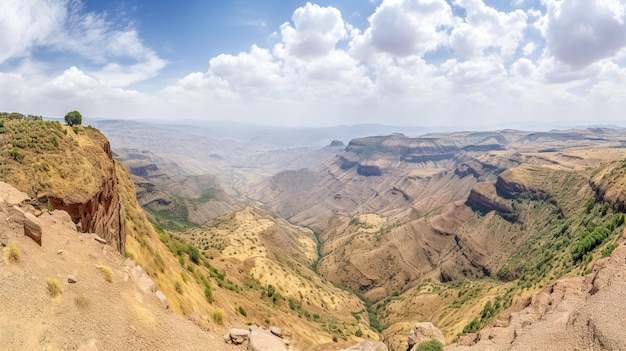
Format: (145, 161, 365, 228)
(5, 116, 626, 351)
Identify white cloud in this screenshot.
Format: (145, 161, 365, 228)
(0, 0, 165, 88)
(450, 0, 528, 58)
(280, 2, 347, 59)
(540, 0, 626, 67)
(0, 0, 66, 63)
(351, 0, 455, 59)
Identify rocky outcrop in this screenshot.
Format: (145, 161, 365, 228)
(466, 182, 512, 214)
(330, 140, 345, 147)
(47, 137, 126, 254)
(225, 325, 288, 351)
(357, 165, 383, 177)
(407, 322, 445, 350)
(23, 212, 42, 245)
(447, 243, 626, 351)
(589, 163, 626, 212)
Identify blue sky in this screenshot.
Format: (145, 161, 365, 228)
(1, 0, 626, 129)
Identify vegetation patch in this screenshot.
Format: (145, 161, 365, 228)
(212, 308, 225, 325)
(3, 241, 21, 264)
(415, 340, 444, 351)
(96, 265, 113, 282)
(46, 278, 63, 297)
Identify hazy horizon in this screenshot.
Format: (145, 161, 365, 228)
(2, 1, 626, 129)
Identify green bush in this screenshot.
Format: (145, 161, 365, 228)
(64, 110, 82, 126)
(415, 340, 444, 351)
(9, 147, 24, 161)
(238, 306, 247, 316)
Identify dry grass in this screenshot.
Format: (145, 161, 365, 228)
(96, 265, 113, 282)
(0, 119, 111, 200)
(74, 294, 90, 309)
(211, 308, 225, 325)
(3, 241, 21, 264)
(46, 278, 62, 297)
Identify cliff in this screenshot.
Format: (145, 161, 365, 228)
(466, 182, 512, 214)
(0, 120, 125, 253)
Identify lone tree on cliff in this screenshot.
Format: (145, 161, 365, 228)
(64, 110, 82, 126)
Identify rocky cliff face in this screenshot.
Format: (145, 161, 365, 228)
(47, 133, 126, 254)
(466, 182, 512, 214)
(0, 120, 126, 254)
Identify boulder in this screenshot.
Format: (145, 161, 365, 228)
(342, 340, 388, 351)
(126, 263, 156, 294)
(8, 206, 25, 225)
(407, 322, 445, 350)
(248, 328, 287, 351)
(23, 212, 42, 245)
(228, 328, 250, 345)
(0, 182, 29, 206)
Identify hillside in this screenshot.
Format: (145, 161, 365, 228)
(0, 117, 382, 350)
(244, 129, 626, 350)
(0, 181, 236, 350)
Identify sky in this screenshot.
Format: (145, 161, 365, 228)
(1, 0, 626, 129)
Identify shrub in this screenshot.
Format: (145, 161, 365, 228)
(602, 243, 618, 257)
(415, 340, 444, 351)
(204, 285, 213, 303)
(462, 318, 481, 334)
(238, 306, 247, 316)
(64, 110, 82, 126)
(175, 281, 183, 294)
(212, 308, 225, 325)
(96, 265, 113, 282)
(46, 278, 63, 297)
(4, 242, 21, 263)
(9, 147, 24, 161)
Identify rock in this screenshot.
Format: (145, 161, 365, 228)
(57, 249, 64, 255)
(228, 328, 250, 345)
(23, 212, 42, 245)
(126, 264, 156, 294)
(155, 290, 169, 309)
(407, 322, 445, 350)
(270, 326, 283, 338)
(8, 206, 25, 225)
(0, 232, 7, 247)
(456, 333, 478, 346)
(342, 340, 388, 351)
(94, 235, 107, 244)
(48, 210, 76, 231)
(357, 164, 382, 177)
(68, 275, 77, 283)
(248, 329, 287, 351)
(0, 182, 29, 206)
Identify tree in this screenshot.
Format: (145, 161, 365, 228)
(64, 110, 82, 126)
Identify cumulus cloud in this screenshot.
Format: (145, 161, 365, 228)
(351, 0, 455, 59)
(540, 0, 626, 67)
(450, 0, 528, 58)
(280, 2, 347, 59)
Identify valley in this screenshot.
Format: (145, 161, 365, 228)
(2, 117, 626, 351)
(99, 121, 626, 349)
